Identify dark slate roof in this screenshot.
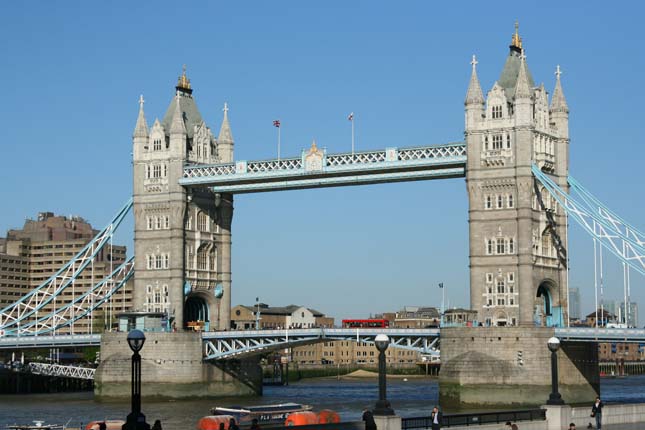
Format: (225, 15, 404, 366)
(245, 304, 326, 317)
(161, 90, 204, 138)
(498, 49, 535, 99)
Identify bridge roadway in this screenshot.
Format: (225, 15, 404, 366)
(1, 327, 644, 357)
(179, 143, 467, 193)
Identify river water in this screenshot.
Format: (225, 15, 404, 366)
(1, 376, 644, 430)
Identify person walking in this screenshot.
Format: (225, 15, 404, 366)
(591, 397, 603, 429)
(362, 409, 377, 430)
(568, 423, 577, 430)
(152, 420, 163, 430)
(430, 406, 442, 430)
(228, 418, 240, 430)
(250, 419, 261, 430)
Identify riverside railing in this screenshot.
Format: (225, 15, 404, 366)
(402, 409, 546, 428)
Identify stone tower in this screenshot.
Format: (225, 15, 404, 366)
(465, 24, 570, 327)
(132, 68, 234, 330)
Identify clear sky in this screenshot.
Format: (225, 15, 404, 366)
(1, 1, 644, 324)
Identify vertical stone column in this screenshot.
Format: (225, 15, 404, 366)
(217, 194, 233, 330)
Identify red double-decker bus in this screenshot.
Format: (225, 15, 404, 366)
(341, 319, 390, 328)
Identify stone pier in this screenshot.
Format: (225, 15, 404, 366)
(94, 332, 262, 399)
(439, 327, 599, 409)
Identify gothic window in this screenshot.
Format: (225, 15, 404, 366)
(497, 298, 505, 306)
(146, 165, 151, 179)
(487, 239, 494, 255)
(146, 255, 153, 269)
(492, 106, 503, 119)
(509, 285, 514, 294)
(163, 254, 169, 269)
(485, 195, 492, 209)
(153, 165, 161, 178)
(510, 299, 515, 306)
(147, 217, 153, 230)
(484, 136, 489, 150)
(492, 135, 503, 149)
(507, 194, 514, 208)
(146, 285, 152, 295)
(156, 217, 162, 230)
(506, 135, 511, 149)
(542, 231, 553, 257)
(155, 255, 163, 269)
(154, 291, 161, 304)
(508, 238, 515, 254)
(197, 212, 208, 232)
(186, 246, 194, 269)
(487, 299, 493, 307)
(497, 239, 505, 255)
(508, 272, 515, 283)
(486, 273, 493, 283)
(487, 286, 492, 294)
(163, 164, 168, 177)
(164, 216, 170, 229)
(197, 246, 208, 270)
(497, 280, 505, 294)
(153, 139, 162, 151)
(209, 248, 217, 272)
(497, 195, 504, 209)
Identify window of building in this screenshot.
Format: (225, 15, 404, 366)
(197, 212, 208, 232)
(506, 135, 511, 148)
(147, 217, 153, 230)
(146, 255, 153, 269)
(497, 195, 504, 209)
(508, 194, 514, 208)
(487, 239, 494, 255)
(497, 280, 505, 294)
(156, 217, 162, 229)
(486, 273, 493, 283)
(492, 134, 503, 149)
(197, 248, 208, 270)
(153, 165, 161, 178)
(484, 136, 489, 150)
(155, 255, 163, 269)
(486, 195, 492, 209)
(497, 239, 505, 254)
(508, 272, 515, 282)
(163, 164, 167, 177)
(497, 298, 505, 306)
(508, 238, 515, 254)
(163, 254, 169, 269)
(164, 216, 170, 229)
(492, 106, 502, 119)
(153, 139, 162, 151)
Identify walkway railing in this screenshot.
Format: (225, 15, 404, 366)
(402, 409, 546, 428)
(27, 362, 96, 380)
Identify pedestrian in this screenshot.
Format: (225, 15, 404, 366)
(219, 423, 225, 430)
(511, 424, 518, 430)
(250, 418, 261, 430)
(568, 423, 576, 430)
(362, 408, 376, 430)
(98, 423, 106, 430)
(229, 418, 240, 430)
(152, 420, 162, 430)
(430, 406, 442, 430)
(505, 422, 512, 429)
(591, 396, 603, 429)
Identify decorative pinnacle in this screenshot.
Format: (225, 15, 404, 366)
(471, 54, 478, 69)
(177, 64, 191, 90)
(223, 102, 229, 116)
(511, 21, 523, 50)
(138, 94, 145, 110)
(555, 64, 562, 79)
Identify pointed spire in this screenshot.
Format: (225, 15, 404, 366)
(510, 21, 523, 52)
(550, 65, 569, 113)
(170, 94, 186, 135)
(133, 94, 149, 138)
(465, 54, 484, 105)
(217, 102, 234, 143)
(514, 49, 531, 99)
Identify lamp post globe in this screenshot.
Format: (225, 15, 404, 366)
(373, 334, 394, 416)
(127, 329, 146, 353)
(547, 336, 560, 353)
(546, 336, 564, 405)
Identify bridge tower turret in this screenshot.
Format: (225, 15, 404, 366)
(465, 24, 570, 328)
(131, 68, 233, 331)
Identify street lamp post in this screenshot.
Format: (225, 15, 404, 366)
(255, 297, 261, 330)
(124, 329, 150, 430)
(546, 337, 564, 405)
(374, 334, 395, 416)
(439, 283, 445, 326)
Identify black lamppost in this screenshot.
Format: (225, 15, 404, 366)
(546, 336, 564, 405)
(123, 329, 150, 430)
(374, 334, 395, 416)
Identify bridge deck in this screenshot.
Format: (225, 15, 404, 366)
(180, 143, 466, 193)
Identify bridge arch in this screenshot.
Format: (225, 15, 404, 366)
(184, 290, 217, 331)
(535, 279, 558, 327)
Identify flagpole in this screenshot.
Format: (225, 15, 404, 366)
(351, 116, 355, 155)
(278, 126, 281, 161)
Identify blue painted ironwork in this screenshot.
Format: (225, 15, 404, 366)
(202, 328, 440, 360)
(532, 166, 645, 276)
(0, 198, 133, 331)
(3, 257, 134, 337)
(0, 334, 101, 349)
(27, 362, 95, 380)
(556, 327, 645, 342)
(181, 143, 466, 193)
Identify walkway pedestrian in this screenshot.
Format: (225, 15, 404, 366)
(430, 406, 442, 430)
(229, 418, 240, 430)
(591, 397, 603, 429)
(152, 419, 162, 430)
(250, 418, 261, 430)
(568, 423, 576, 430)
(362, 409, 376, 430)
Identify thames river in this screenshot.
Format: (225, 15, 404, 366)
(1, 377, 644, 430)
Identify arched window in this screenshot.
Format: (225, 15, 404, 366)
(508, 238, 515, 254)
(197, 245, 208, 270)
(542, 231, 553, 257)
(497, 195, 504, 209)
(487, 239, 494, 255)
(485, 196, 492, 209)
(496, 239, 505, 254)
(507, 194, 514, 208)
(197, 212, 208, 232)
(497, 280, 505, 294)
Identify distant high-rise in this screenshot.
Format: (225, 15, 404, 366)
(568, 288, 581, 320)
(603, 300, 618, 318)
(0, 212, 132, 334)
(620, 301, 639, 327)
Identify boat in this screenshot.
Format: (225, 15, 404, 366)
(84, 421, 125, 430)
(7, 422, 64, 430)
(209, 403, 313, 426)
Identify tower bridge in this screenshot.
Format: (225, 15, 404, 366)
(1, 24, 644, 406)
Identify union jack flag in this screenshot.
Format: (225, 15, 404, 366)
(347, 112, 354, 121)
(273, 120, 281, 128)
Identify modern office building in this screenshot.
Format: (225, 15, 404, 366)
(568, 287, 581, 321)
(0, 212, 132, 334)
(620, 301, 639, 327)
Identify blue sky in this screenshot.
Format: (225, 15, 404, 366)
(1, 1, 644, 323)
